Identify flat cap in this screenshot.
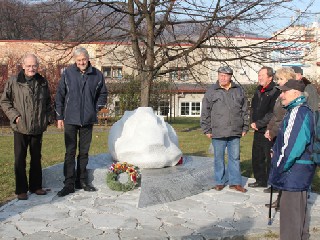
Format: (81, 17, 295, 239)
(291, 66, 303, 75)
(276, 79, 305, 92)
(218, 66, 233, 75)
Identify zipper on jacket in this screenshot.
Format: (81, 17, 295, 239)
(63, 76, 70, 121)
(80, 73, 86, 126)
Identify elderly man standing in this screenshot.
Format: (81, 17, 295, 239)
(268, 80, 316, 240)
(201, 66, 249, 193)
(292, 66, 319, 111)
(249, 66, 280, 189)
(55, 47, 108, 197)
(0, 53, 52, 200)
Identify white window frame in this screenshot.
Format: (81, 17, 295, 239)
(102, 66, 123, 79)
(180, 101, 201, 116)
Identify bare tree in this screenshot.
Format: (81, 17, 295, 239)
(5, 0, 318, 106)
(74, 1, 320, 105)
(0, 0, 103, 41)
(0, 0, 30, 39)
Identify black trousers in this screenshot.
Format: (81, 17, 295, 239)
(63, 124, 93, 188)
(14, 132, 43, 194)
(251, 131, 273, 185)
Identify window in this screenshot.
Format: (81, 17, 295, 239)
(113, 67, 122, 78)
(169, 71, 178, 80)
(168, 69, 188, 81)
(191, 102, 201, 115)
(102, 66, 123, 79)
(159, 101, 169, 116)
(180, 70, 189, 81)
(180, 102, 190, 116)
(180, 102, 201, 116)
(102, 66, 111, 78)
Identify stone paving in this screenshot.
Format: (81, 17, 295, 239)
(1, 154, 320, 240)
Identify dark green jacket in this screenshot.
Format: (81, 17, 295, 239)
(0, 70, 52, 134)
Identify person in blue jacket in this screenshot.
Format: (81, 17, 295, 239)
(268, 80, 316, 240)
(55, 47, 108, 197)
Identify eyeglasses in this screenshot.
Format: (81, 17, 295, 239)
(24, 65, 38, 69)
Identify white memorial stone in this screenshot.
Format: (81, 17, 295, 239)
(108, 107, 182, 168)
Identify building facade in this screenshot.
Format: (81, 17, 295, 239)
(0, 35, 319, 121)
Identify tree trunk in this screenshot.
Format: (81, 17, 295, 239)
(139, 71, 152, 107)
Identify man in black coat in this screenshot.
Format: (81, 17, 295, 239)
(249, 66, 280, 191)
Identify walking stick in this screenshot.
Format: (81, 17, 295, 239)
(268, 185, 273, 225)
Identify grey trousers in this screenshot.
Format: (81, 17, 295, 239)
(280, 191, 309, 240)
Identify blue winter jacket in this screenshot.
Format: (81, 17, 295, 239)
(55, 63, 108, 126)
(268, 96, 316, 191)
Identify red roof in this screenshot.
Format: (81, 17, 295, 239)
(172, 83, 208, 93)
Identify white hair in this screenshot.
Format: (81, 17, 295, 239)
(73, 47, 89, 59)
(21, 53, 39, 65)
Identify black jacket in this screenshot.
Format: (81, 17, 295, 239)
(251, 81, 280, 133)
(55, 63, 108, 126)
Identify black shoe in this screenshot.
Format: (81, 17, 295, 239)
(77, 182, 97, 192)
(17, 193, 28, 200)
(265, 200, 280, 211)
(248, 182, 267, 188)
(265, 199, 278, 208)
(263, 187, 279, 193)
(82, 183, 97, 192)
(57, 187, 75, 197)
(75, 181, 81, 190)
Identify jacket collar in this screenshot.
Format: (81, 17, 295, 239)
(16, 70, 46, 85)
(257, 80, 276, 92)
(284, 95, 306, 110)
(72, 61, 93, 74)
(213, 80, 237, 90)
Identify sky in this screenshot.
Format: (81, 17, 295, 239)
(201, 0, 320, 36)
(279, 0, 320, 26)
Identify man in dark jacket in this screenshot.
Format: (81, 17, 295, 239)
(200, 66, 249, 193)
(55, 47, 108, 197)
(249, 66, 280, 190)
(0, 53, 52, 200)
(292, 66, 319, 111)
(268, 80, 316, 240)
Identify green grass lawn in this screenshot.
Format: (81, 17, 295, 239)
(1, 117, 319, 205)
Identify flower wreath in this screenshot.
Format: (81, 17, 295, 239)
(106, 162, 140, 192)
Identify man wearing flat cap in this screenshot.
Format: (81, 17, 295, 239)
(292, 66, 319, 112)
(268, 79, 316, 239)
(201, 66, 249, 193)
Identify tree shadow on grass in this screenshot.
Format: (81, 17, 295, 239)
(311, 168, 320, 193)
(241, 158, 253, 179)
(183, 151, 208, 157)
